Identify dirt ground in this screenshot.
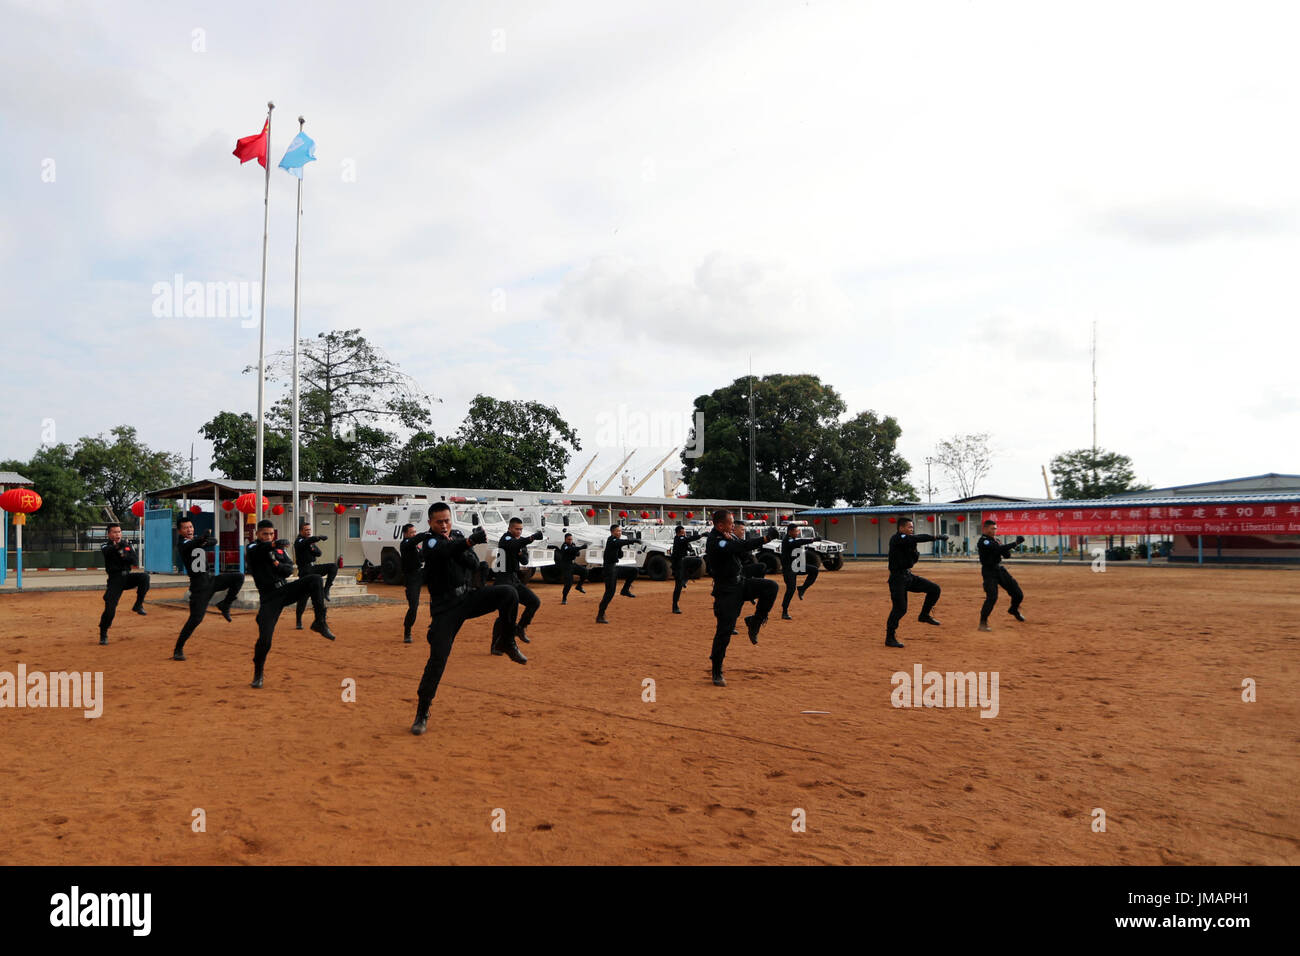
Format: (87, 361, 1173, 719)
(0, 561, 1295, 865)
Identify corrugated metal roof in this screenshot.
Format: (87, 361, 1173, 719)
(148, 478, 805, 510)
(0, 472, 33, 485)
(798, 492, 1300, 516)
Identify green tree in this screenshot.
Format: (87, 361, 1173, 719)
(681, 374, 916, 506)
(1050, 448, 1149, 499)
(201, 329, 437, 482)
(71, 426, 187, 525)
(389, 396, 580, 491)
(0, 444, 99, 530)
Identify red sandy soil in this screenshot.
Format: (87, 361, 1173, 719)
(0, 562, 1296, 865)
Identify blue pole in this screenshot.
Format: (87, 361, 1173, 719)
(0, 506, 7, 585)
(1197, 535, 1203, 565)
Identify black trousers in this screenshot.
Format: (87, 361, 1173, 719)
(417, 585, 519, 709)
(499, 573, 540, 629)
(254, 576, 326, 669)
(296, 562, 338, 620)
(597, 564, 635, 616)
(781, 566, 820, 612)
(886, 571, 940, 637)
(980, 567, 1023, 619)
(671, 556, 702, 609)
(403, 576, 423, 631)
(177, 572, 245, 649)
(710, 577, 779, 666)
(99, 572, 150, 630)
(559, 564, 585, 600)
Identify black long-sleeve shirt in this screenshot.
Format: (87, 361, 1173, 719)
(178, 533, 215, 580)
(555, 542, 584, 567)
(706, 528, 769, 592)
(497, 531, 544, 576)
(603, 535, 639, 567)
(421, 530, 483, 604)
(780, 533, 821, 573)
(101, 540, 142, 576)
(246, 539, 295, 595)
(887, 532, 939, 574)
(671, 531, 703, 565)
(400, 531, 433, 575)
(295, 534, 326, 569)
(978, 534, 1018, 571)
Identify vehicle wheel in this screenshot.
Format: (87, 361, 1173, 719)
(684, 555, 704, 579)
(644, 553, 669, 581)
(758, 551, 781, 574)
(380, 549, 403, 585)
(823, 553, 844, 572)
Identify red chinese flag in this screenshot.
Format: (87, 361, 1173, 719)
(233, 120, 268, 167)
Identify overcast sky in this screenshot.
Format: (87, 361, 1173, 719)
(3, 0, 1297, 501)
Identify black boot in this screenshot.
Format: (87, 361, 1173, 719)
(311, 618, 338, 641)
(250, 667, 264, 689)
(403, 627, 412, 644)
(411, 708, 429, 736)
(1008, 608, 1025, 622)
(131, 603, 147, 616)
(218, 600, 234, 622)
(744, 614, 765, 644)
(885, 634, 904, 648)
(711, 662, 726, 687)
(99, 628, 109, 646)
(515, 623, 531, 644)
(172, 642, 186, 661)
(295, 615, 304, 630)
(672, 606, 682, 614)
(919, 614, 941, 626)
(781, 610, 793, 621)
(978, 620, 992, 632)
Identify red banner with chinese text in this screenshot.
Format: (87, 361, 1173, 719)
(981, 503, 1300, 536)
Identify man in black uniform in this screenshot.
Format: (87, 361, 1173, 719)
(98, 523, 150, 645)
(554, 532, 586, 604)
(294, 521, 337, 629)
(246, 519, 338, 689)
(595, 524, 639, 624)
(400, 523, 432, 643)
(497, 518, 545, 644)
(705, 510, 779, 686)
(670, 524, 704, 614)
(412, 502, 524, 736)
(977, 519, 1025, 631)
(173, 516, 244, 660)
(779, 524, 822, 620)
(884, 518, 948, 648)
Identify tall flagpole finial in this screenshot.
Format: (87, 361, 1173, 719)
(268, 101, 275, 110)
(298, 116, 306, 127)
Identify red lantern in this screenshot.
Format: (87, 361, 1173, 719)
(130, 500, 145, 518)
(762, 513, 769, 520)
(221, 500, 234, 512)
(334, 504, 346, 515)
(0, 489, 42, 514)
(686, 512, 694, 519)
(586, 508, 595, 517)
(871, 517, 878, 524)
(189, 505, 201, 515)
(271, 504, 285, 516)
(668, 511, 676, 519)
(954, 516, 963, 523)
(640, 511, 650, 519)
(235, 493, 270, 514)
(888, 517, 896, 523)
(927, 516, 934, 523)
(619, 510, 628, 518)
(831, 517, 839, 525)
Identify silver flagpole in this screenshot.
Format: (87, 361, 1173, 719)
(291, 116, 305, 532)
(254, 100, 274, 525)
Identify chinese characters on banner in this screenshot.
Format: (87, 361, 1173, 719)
(981, 504, 1300, 536)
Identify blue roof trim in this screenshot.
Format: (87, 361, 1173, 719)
(798, 492, 1300, 516)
